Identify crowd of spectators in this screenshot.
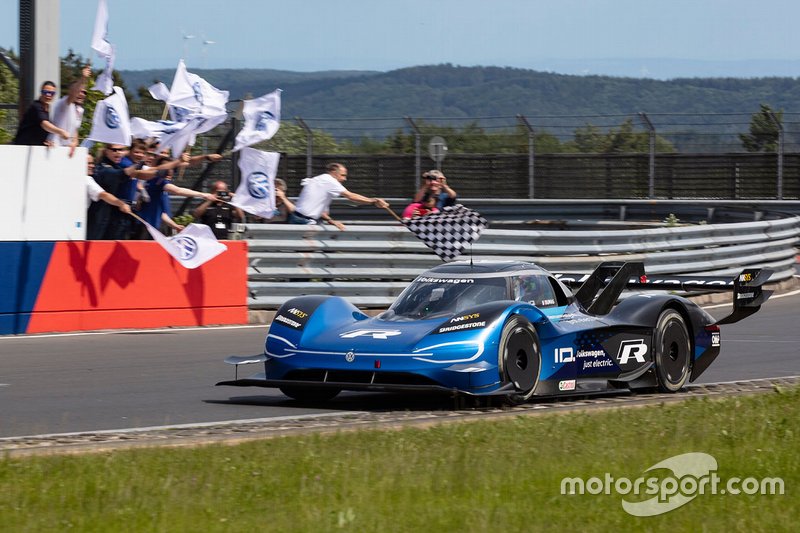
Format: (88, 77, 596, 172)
(13, 67, 457, 238)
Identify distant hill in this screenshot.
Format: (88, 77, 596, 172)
(120, 64, 800, 119)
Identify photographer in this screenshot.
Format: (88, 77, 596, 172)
(193, 181, 245, 239)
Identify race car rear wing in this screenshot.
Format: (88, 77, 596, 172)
(554, 261, 773, 324)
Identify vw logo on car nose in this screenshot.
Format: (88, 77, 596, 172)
(345, 351, 356, 363)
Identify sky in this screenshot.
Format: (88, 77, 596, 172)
(3, 0, 800, 78)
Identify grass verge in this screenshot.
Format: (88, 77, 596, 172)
(1, 387, 797, 532)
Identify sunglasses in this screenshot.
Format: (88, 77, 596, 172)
(108, 147, 126, 152)
(41, 90, 56, 96)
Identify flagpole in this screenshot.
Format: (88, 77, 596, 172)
(383, 206, 404, 224)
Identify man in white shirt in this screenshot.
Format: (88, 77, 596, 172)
(289, 162, 388, 230)
(50, 66, 91, 156)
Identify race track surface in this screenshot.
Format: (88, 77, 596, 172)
(1, 292, 798, 439)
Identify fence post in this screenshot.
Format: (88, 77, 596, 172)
(767, 110, 784, 200)
(295, 117, 313, 178)
(517, 114, 535, 199)
(638, 112, 656, 199)
(405, 116, 422, 191)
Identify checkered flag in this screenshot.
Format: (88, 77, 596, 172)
(404, 204, 488, 261)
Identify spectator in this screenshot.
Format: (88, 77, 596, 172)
(88, 143, 164, 240)
(193, 181, 245, 239)
(401, 194, 439, 220)
(49, 66, 91, 156)
(13, 81, 70, 146)
(288, 162, 388, 231)
(85, 153, 131, 215)
(413, 170, 457, 210)
(252, 178, 295, 223)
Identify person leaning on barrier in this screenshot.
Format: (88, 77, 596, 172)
(288, 162, 389, 231)
(13, 81, 71, 147)
(49, 65, 91, 157)
(413, 169, 457, 210)
(85, 153, 131, 215)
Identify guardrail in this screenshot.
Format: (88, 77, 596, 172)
(241, 210, 800, 309)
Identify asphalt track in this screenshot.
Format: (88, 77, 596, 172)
(1, 291, 798, 439)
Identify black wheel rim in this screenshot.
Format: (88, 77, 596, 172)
(659, 318, 689, 386)
(505, 327, 537, 392)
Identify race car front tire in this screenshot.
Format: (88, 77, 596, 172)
(498, 316, 541, 404)
(653, 308, 692, 392)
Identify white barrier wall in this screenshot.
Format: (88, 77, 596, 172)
(3, 145, 88, 241)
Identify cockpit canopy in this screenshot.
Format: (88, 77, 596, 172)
(380, 264, 570, 321)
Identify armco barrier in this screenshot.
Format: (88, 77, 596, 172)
(242, 214, 800, 309)
(0, 241, 248, 335)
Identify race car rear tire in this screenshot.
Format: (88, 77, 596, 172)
(279, 386, 341, 402)
(498, 316, 541, 405)
(654, 309, 692, 392)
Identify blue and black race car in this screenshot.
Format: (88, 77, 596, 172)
(218, 261, 771, 404)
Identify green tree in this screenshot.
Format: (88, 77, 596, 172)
(567, 119, 675, 153)
(0, 48, 20, 143)
(739, 104, 782, 153)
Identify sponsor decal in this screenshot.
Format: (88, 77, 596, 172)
(576, 349, 606, 359)
(737, 292, 755, 300)
(436, 321, 486, 334)
(540, 298, 556, 306)
(739, 272, 753, 282)
(558, 379, 576, 391)
(274, 314, 301, 329)
(340, 329, 402, 340)
(450, 313, 480, 323)
(711, 332, 721, 347)
(554, 347, 575, 363)
(617, 339, 648, 364)
(286, 307, 308, 319)
(417, 276, 474, 284)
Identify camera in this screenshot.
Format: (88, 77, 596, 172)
(216, 190, 231, 201)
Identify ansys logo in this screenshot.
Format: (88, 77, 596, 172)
(105, 106, 120, 129)
(172, 236, 199, 261)
(247, 172, 271, 199)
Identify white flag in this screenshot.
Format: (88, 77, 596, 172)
(142, 221, 227, 269)
(90, 0, 113, 58)
(231, 148, 280, 218)
(148, 82, 170, 102)
(130, 117, 186, 141)
(91, 44, 115, 95)
(86, 86, 131, 145)
(232, 89, 282, 152)
(157, 115, 205, 156)
(167, 60, 229, 116)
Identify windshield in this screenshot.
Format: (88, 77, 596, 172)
(383, 276, 509, 320)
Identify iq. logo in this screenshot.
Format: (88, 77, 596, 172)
(172, 236, 199, 261)
(105, 106, 120, 129)
(560, 452, 784, 516)
(247, 172, 271, 199)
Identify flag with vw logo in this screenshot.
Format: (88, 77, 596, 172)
(166, 60, 229, 116)
(90, 0, 115, 95)
(130, 117, 187, 141)
(230, 148, 280, 218)
(92, 43, 115, 95)
(142, 221, 227, 269)
(86, 86, 131, 145)
(232, 89, 282, 152)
